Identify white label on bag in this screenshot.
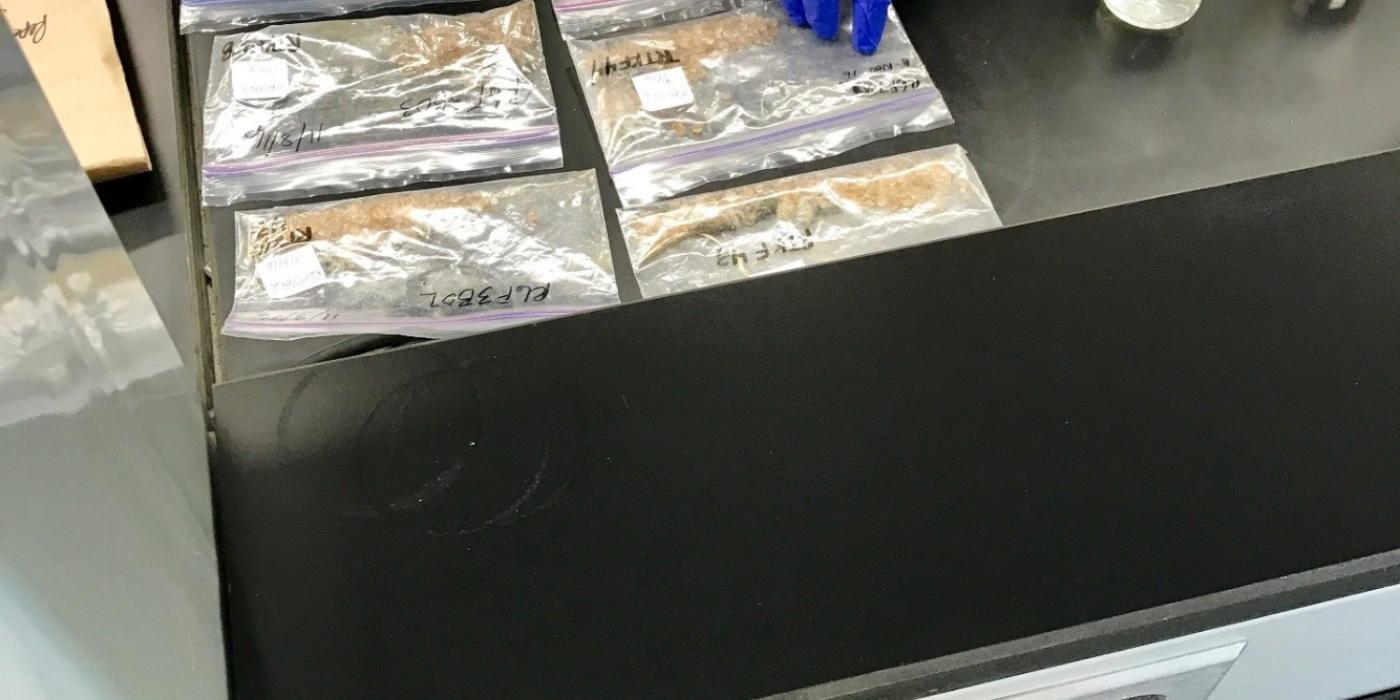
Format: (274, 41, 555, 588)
(232, 60, 291, 101)
(632, 67, 695, 112)
(256, 246, 327, 299)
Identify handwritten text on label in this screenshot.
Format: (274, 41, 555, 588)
(245, 121, 325, 156)
(420, 284, 551, 310)
(256, 246, 328, 299)
(632, 67, 695, 113)
(221, 34, 301, 62)
(232, 60, 291, 101)
(715, 229, 816, 268)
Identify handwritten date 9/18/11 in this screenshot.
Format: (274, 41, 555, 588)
(421, 284, 551, 310)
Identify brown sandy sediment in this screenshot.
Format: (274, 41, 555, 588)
(246, 189, 498, 263)
(630, 157, 971, 264)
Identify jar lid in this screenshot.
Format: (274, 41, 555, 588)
(1103, 0, 1204, 30)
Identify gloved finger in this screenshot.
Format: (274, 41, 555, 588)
(779, 0, 809, 27)
(802, 0, 840, 41)
(852, 0, 892, 55)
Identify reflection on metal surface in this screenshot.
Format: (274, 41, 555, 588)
(1093, 0, 1201, 72)
(1094, 10, 1178, 73)
(0, 21, 226, 700)
(921, 643, 1244, 700)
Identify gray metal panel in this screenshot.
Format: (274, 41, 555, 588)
(768, 550, 1400, 700)
(918, 582, 1400, 700)
(925, 644, 1244, 700)
(0, 23, 226, 700)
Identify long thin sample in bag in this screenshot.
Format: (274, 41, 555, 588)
(180, 0, 459, 33)
(620, 145, 1001, 297)
(568, 1, 952, 207)
(224, 171, 618, 340)
(202, 0, 560, 205)
(552, 0, 734, 38)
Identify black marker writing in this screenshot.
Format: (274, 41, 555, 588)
(592, 48, 680, 78)
(399, 79, 530, 119)
(221, 34, 301, 62)
(470, 78, 531, 113)
(420, 284, 551, 310)
(268, 310, 341, 323)
(841, 57, 913, 81)
(244, 121, 325, 155)
(851, 78, 922, 96)
(715, 229, 815, 268)
(400, 93, 465, 118)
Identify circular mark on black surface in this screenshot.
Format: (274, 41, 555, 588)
(352, 357, 585, 536)
(272, 350, 459, 505)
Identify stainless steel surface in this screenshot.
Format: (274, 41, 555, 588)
(0, 24, 226, 700)
(768, 551, 1400, 700)
(909, 579, 1400, 700)
(922, 644, 1243, 700)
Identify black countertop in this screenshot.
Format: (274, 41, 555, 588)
(214, 148, 1400, 699)
(208, 2, 1400, 697)
(195, 0, 1400, 380)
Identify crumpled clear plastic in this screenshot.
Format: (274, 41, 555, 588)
(224, 170, 619, 340)
(619, 145, 1002, 297)
(201, 0, 560, 206)
(552, 0, 735, 38)
(180, 0, 454, 33)
(567, 0, 951, 207)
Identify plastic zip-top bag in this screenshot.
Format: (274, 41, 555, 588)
(180, 0, 452, 33)
(620, 145, 1001, 297)
(224, 170, 619, 340)
(552, 0, 734, 38)
(201, 0, 561, 206)
(567, 0, 951, 207)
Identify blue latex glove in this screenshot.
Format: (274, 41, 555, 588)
(780, 0, 892, 55)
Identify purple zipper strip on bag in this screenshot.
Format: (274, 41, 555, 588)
(612, 88, 941, 175)
(203, 126, 561, 175)
(228, 308, 589, 328)
(224, 306, 597, 333)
